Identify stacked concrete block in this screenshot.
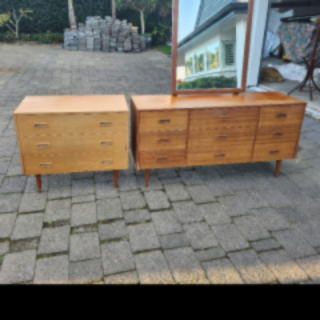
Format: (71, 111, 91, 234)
(64, 29, 79, 50)
(140, 36, 146, 52)
(78, 23, 86, 51)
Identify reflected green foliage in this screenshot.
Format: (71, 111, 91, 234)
(177, 76, 237, 90)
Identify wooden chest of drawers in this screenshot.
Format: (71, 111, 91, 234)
(131, 92, 307, 186)
(14, 96, 129, 192)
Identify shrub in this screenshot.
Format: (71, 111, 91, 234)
(177, 76, 237, 90)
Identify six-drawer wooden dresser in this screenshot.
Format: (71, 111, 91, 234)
(14, 96, 129, 192)
(131, 92, 307, 186)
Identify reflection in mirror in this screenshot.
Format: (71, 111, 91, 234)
(176, 0, 250, 91)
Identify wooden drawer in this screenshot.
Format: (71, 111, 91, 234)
(16, 113, 127, 135)
(140, 131, 187, 151)
(189, 108, 259, 130)
(19, 132, 128, 155)
(253, 141, 297, 162)
(139, 150, 185, 169)
(140, 111, 188, 132)
(259, 105, 305, 127)
(188, 127, 255, 150)
(256, 125, 300, 143)
(23, 151, 128, 175)
(187, 143, 253, 166)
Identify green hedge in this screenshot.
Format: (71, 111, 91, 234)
(0, 0, 171, 44)
(177, 76, 237, 90)
(0, 31, 64, 43)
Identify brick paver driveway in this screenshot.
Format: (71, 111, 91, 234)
(0, 44, 320, 284)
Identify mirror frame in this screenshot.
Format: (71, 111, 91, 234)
(171, 0, 255, 96)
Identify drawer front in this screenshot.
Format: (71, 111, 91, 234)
(190, 108, 259, 130)
(19, 132, 128, 155)
(23, 151, 128, 175)
(188, 127, 255, 150)
(16, 113, 128, 135)
(253, 141, 297, 162)
(140, 111, 188, 132)
(139, 150, 185, 169)
(256, 126, 300, 143)
(187, 144, 253, 166)
(259, 105, 305, 127)
(140, 131, 187, 151)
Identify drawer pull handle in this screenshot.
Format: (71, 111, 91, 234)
(40, 163, 52, 168)
(34, 123, 47, 128)
(157, 157, 168, 162)
(219, 117, 230, 121)
(101, 141, 113, 146)
(100, 122, 112, 127)
(158, 119, 170, 124)
(273, 133, 283, 137)
(217, 135, 227, 140)
(101, 160, 113, 164)
(277, 113, 287, 118)
(37, 143, 50, 148)
(214, 153, 225, 158)
(158, 139, 170, 144)
(269, 150, 280, 155)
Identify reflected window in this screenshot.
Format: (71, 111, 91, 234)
(222, 41, 236, 68)
(206, 43, 220, 70)
(185, 54, 193, 76)
(194, 51, 205, 73)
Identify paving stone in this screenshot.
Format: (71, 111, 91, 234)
(72, 179, 94, 197)
(252, 208, 290, 231)
(11, 213, 43, 240)
(101, 241, 135, 276)
(228, 249, 276, 284)
(118, 176, 139, 191)
(195, 247, 225, 262)
(97, 198, 123, 221)
(218, 195, 249, 217)
(44, 199, 71, 222)
(251, 239, 281, 252)
(205, 176, 235, 197)
(164, 183, 190, 202)
(48, 174, 71, 188)
(186, 185, 215, 204)
(294, 220, 320, 247)
(296, 255, 320, 284)
(0, 176, 27, 193)
(138, 175, 163, 191)
(259, 250, 308, 284)
(72, 172, 94, 180)
(128, 223, 160, 252)
(272, 229, 317, 259)
(94, 171, 114, 183)
(179, 171, 203, 185)
(135, 251, 174, 284)
(124, 209, 151, 224)
(0, 193, 21, 213)
(19, 192, 47, 213)
(183, 222, 218, 250)
(145, 191, 170, 210)
(215, 164, 237, 176)
(203, 258, 244, 284)
(72, 194, 95, 203)
(233, 215, 270, 241)
(0, 162, 9, 175)
(34, 255, 69, 284)
(71, 202, 97, 227)
(0, 250, 36, 284)
(25, 175, 48, 193)
(0, 213, 16, 239)
(159, 233, 189, 249)
(211, 224, 250, 252)
(120, 191, 146, 211)
(98, 220, 127, 241)
(104, 271, 139, 284)
(70, 232, 100, 261)
(160, 177, 182, 185)
(96, 182, 118, 199)
(198, 203, 231, 225)
(69, 259, 103, 284)
(38, 226, 70, 255)
(236, 189, 269, 209)
(258, 188, 292, 208)
(48, 186, 72, 200)
(157, 168, 178, 179)
(0, 241, 9, 256)
(151, 210, 182, 235)
(172, 201, 203, 224)
(164, 247, 208, 284)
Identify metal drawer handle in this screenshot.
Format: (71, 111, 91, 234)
(217, 135, 227, 140)
(37, 143, 50, 148)
(277, 113, 287, 118)
(269, 150, 280, 155)
(158, 119, 170, 124)
(101, 160, 113, 164)
(219, 117, 230, 121)
(158, 139, 169, 143)
(40, 163, 52, 168)
(157, 157, 168, 162)
(100, 122, 112, 127)
(34, 123, 47, 128)
(214, 153, 225, 158)
(273, 133, 283, 137)
(101, 141, 113, 146)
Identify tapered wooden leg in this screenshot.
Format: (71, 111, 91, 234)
(36, 175, 42, 193)
(275, 160, 282, 178)
(113, 170, 118, 188)
(145, 170, 150, 187)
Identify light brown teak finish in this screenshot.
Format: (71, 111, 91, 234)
(131, 93, 307, 185)
(14, 95, 129, 191)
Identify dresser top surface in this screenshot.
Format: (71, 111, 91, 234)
(14, 95, 128, 114)
(131, 92, 307, 111)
